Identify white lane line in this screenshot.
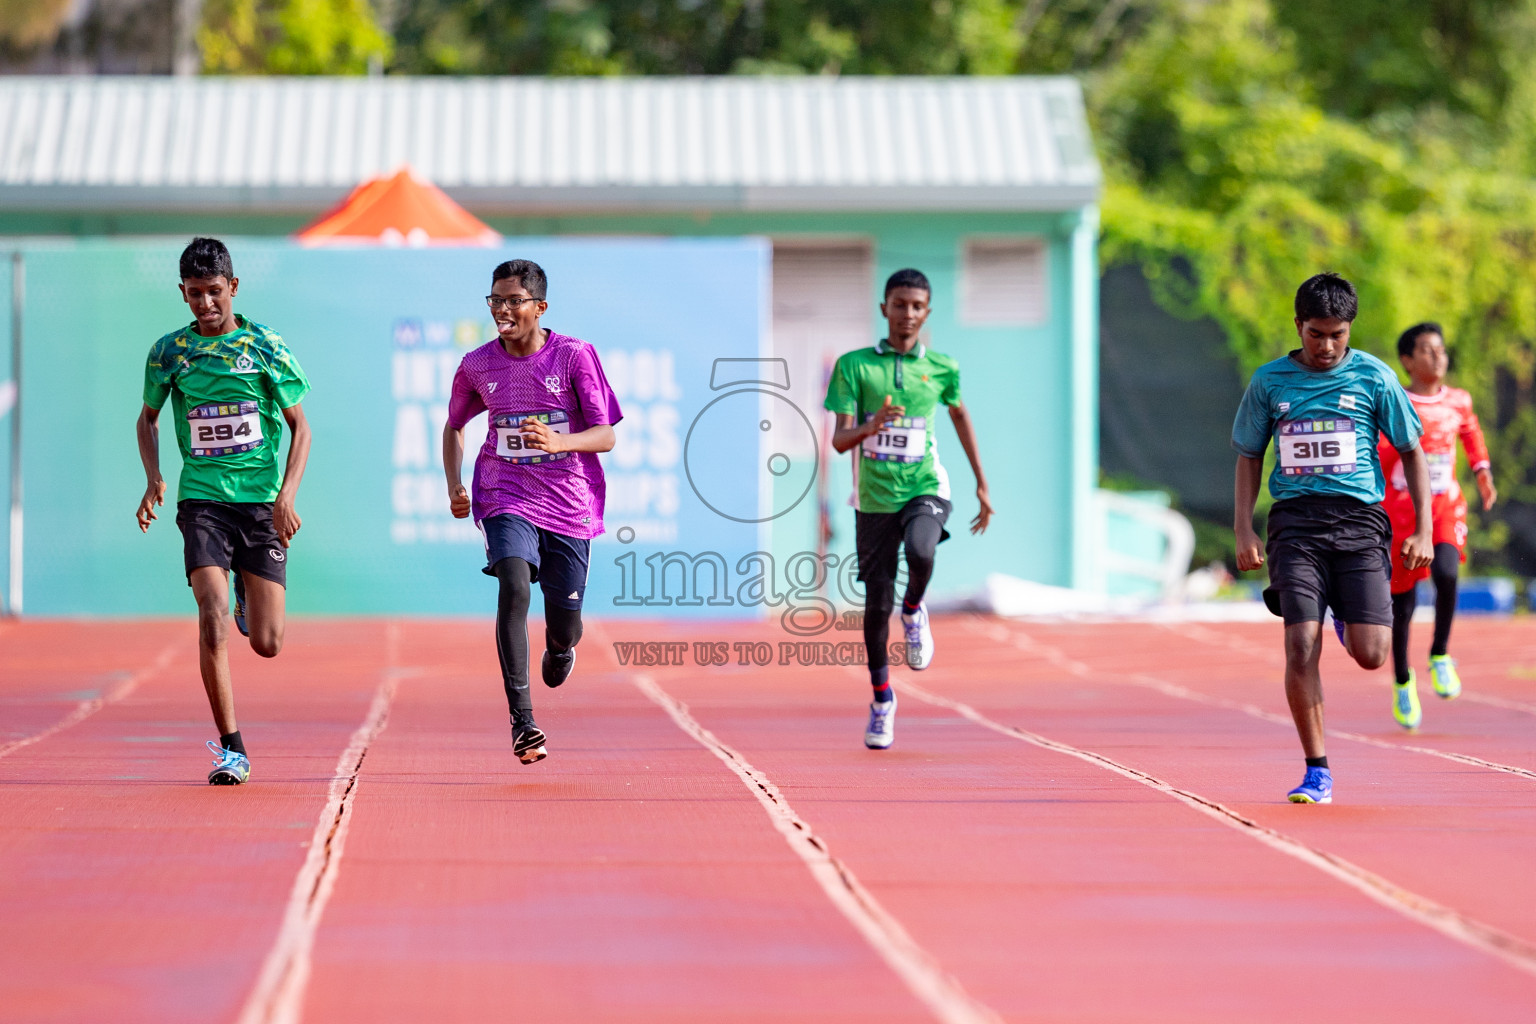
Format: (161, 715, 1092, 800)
(236, 663, 403, 1024)
(1171, 620, 1536, 720)
(0, 643, 178, 760)
(975, 620, 1536, 783)
(897, 676, 1536, 979)
(632, 672, 1003, 1024)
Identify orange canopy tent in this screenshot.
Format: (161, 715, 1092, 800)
(295, 166, 500, 247)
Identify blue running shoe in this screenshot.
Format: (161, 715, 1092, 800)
(206, 740, 251, 785)
(232, 572, 249, 638)
(1329, 609, 1346, 650)
(1287, 766, 1332, 804)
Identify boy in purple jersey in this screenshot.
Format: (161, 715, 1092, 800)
(444, 260, 622, 764)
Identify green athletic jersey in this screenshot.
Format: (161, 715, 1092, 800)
(142, 316, 310, 503)
(824, 340, 962, 513)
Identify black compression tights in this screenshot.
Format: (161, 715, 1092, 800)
(1389, 542, 1460, 683)
(864, 514, 946, 670)
(494, 557, 534, 717)
(492, 558, 587, 719)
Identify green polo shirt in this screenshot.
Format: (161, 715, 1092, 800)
(824, 340, 962, 513)
(143, 315, 310, 503)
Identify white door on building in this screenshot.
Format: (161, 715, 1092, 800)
(770, 242, 874, 460)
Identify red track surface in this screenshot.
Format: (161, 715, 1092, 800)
(3, 614, 1536, 1022)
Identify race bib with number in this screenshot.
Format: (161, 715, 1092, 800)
(1427, 452, 1455, 494)
(861, 415, 927, 463)
(494, 410, 571, 464)
(1277, 417, 1356, 476)
(1390, 451, 1456, 494)
(187, 401, 264, 458)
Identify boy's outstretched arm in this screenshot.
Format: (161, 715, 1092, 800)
(274, 403, 311, 547)
(948, 402, 993, 534)
(135, 404, 166, 532)
(1398, 444, 1435, 570)
(1233, 454, 1264, 571)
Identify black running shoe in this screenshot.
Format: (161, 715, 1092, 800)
(233, 572, 250, 638)
(542, 647, 576, 688)
(512, 714, 547, 764)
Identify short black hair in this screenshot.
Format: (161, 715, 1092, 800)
(884, 268, 931, 298)
(1397, 321, 1443, 358)
(180, 237, 233, 281)
(492, 259, 548, 300)
(1294, 272, 1358, 323)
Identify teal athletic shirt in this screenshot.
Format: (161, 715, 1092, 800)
(1232, 347, 1421, 505)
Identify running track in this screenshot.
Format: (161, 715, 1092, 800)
(3, 615, 1536, 1022)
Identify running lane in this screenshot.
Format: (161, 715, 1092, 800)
(627, 616, 1536, 1023)
(297, 620, 934, 1024)
(0, 620, 395, 1024)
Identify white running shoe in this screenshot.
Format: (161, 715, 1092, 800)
(901, 602, 934, 670)
(864, 697, 897, 749)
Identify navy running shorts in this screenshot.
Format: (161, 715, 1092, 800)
(479, 513, 590, 611)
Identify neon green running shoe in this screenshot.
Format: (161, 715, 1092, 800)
(1428, 655, 1462, 700)
(1392, 671, 1422, 731)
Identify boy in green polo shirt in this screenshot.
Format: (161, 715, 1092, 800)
(135, 238, 313, 785)
(824, 268, 993, 750)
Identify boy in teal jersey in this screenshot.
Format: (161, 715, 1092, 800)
(1232, 273, 1432, 803)
(825, 268, 993, 750)
(135, 238, 313, 785)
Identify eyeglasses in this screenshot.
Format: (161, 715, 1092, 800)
(486, 295, 541, 311)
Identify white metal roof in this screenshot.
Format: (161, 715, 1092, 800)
(0, 76, 1099, 214)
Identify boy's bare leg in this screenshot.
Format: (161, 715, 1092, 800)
(189, 566, 237, 736)
(240, 571, 286, 659)
(1341, 622, 1390, 671)
(1282, 622, 1327, 760)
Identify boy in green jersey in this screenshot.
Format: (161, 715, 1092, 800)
(135, 238, 313, 785)
(824, 268, 993, 750)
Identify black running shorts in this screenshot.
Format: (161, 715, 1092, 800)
(1265, 496, 1391, 627)
(855, 495, 952, 585)
(175, 500, 288, 587)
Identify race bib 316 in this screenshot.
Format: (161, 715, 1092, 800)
(1277, 417, 1356, 476)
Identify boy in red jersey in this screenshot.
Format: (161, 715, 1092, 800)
(1377, 323, 1496, 728)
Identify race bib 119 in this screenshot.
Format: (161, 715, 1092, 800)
(494, 410, 571, 465)
(862, 415, 927, 463)
(1277, 417, 1356, 476)
(187, 401, 264, 458)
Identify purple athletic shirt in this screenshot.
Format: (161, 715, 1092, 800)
(448, 331, 623, 538)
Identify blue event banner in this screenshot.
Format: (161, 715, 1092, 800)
(17, 236, 783, 616)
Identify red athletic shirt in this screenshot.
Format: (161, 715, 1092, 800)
(1377, 386, 1489, 501)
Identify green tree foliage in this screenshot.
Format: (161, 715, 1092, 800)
(201, 0, 391, 73)
(1092, 0, 1536, 562)
(386, 0, 1022, 76)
